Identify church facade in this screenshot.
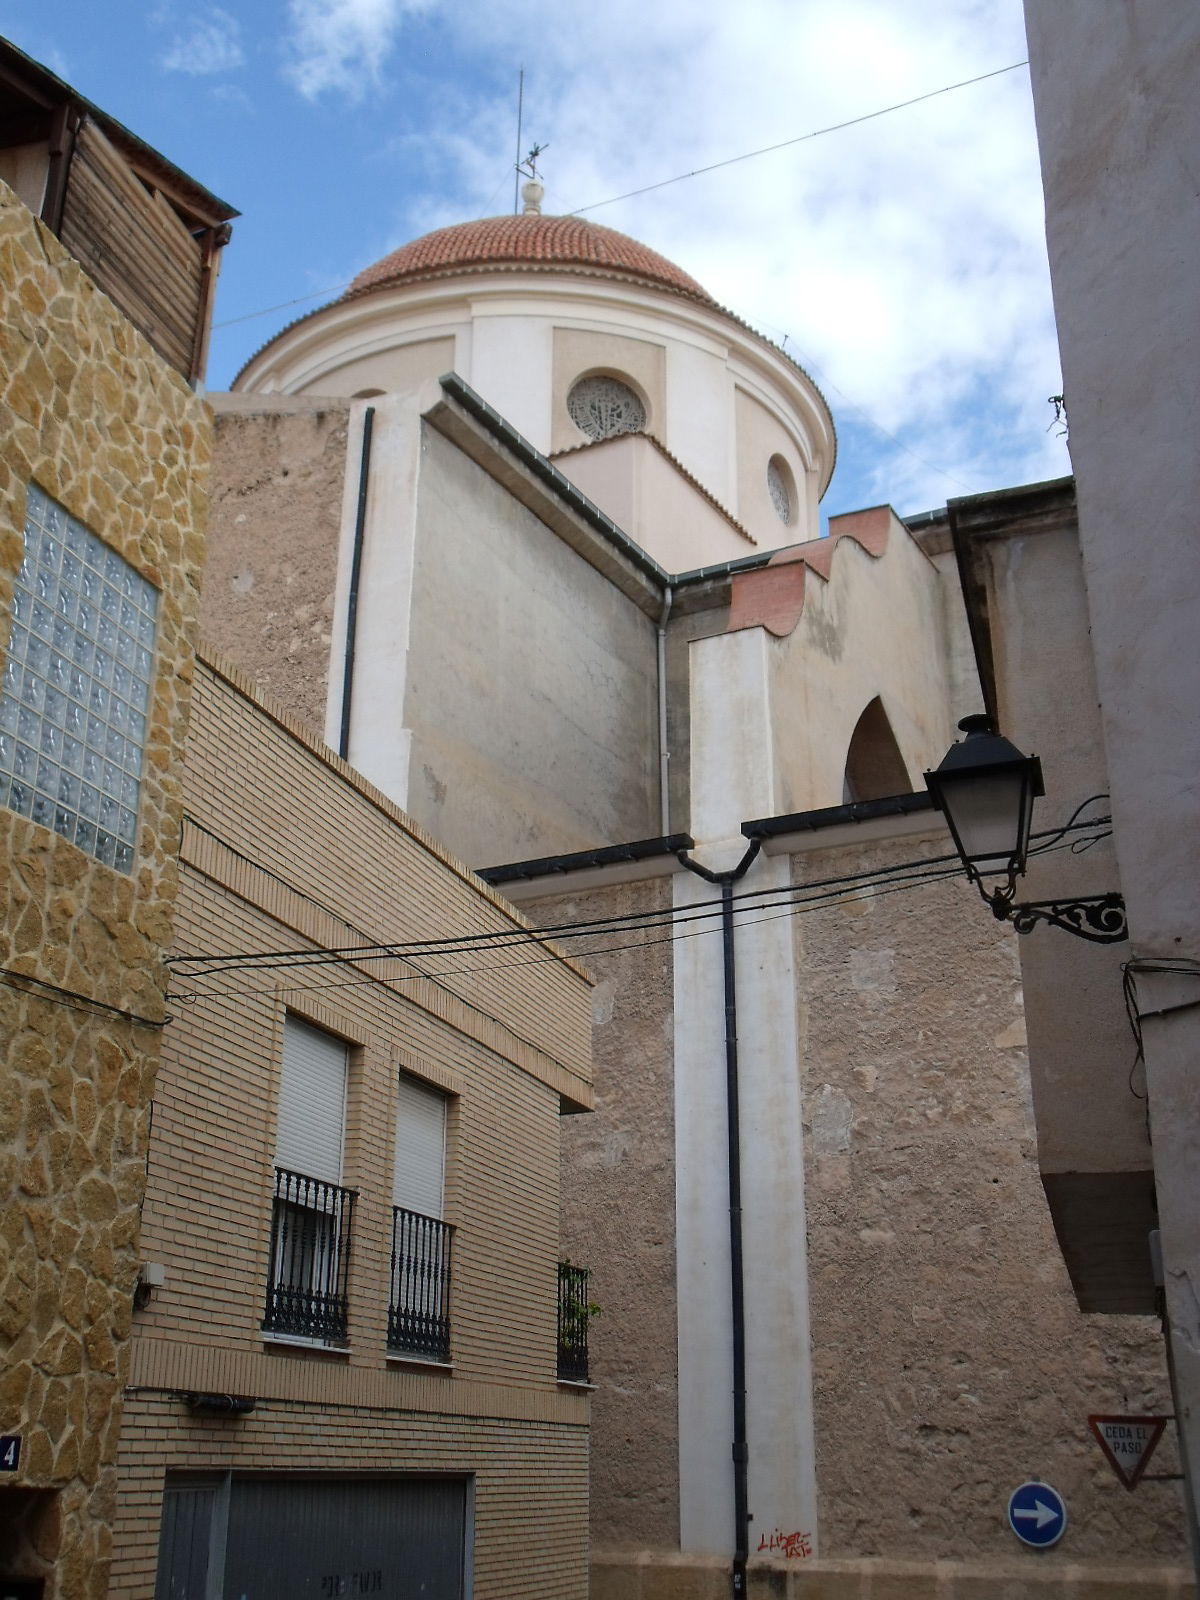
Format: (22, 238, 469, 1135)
(201, 181, 1192, 1596)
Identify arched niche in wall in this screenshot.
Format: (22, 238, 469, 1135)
(842, 696, 913, 804)
(766, 453, 796, 528)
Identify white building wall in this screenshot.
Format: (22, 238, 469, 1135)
(675, 629, 818, 1557)
(325, 391, 427, 802)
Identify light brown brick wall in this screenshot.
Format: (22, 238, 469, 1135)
(0, 179, 209, 1598)
(113, 1394, 588, 1600)
(114, 655, 593, 1595)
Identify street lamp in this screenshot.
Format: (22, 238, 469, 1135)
(925, 715, 1127, 944)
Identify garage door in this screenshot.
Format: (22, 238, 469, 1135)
(156, 1475, 468, 1599)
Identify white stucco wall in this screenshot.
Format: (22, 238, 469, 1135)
(234, 268, 834, 573)
(1025, 0, 1200, 1534)
(675, 631, 818, 1557)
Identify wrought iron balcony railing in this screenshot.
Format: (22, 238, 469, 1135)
(557, 1262, 592, 1383)
(263, 1168, 356, 1343)
(389, 1207, 453, 1363)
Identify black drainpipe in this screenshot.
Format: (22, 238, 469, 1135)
(338, 405, 375, 761)
(678, 837, 761, 1600)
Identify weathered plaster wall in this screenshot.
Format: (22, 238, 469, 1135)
(734, 385, 813, 545)
(551, 434, 754, 572)
(795, 830, 1187, 1574)
(0, 180, 209, 1598)
(535, 879, 680, 1551)
(405, 422, 660, 867)
(766, 517, 959, 815)
(1025, 0, 1200, 1521)
(203, 395, 350, 737)
(292, 333, 457, 401)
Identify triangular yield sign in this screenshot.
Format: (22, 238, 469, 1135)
(1088, 1414, 1168, 1489)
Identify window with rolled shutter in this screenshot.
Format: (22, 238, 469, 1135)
(276, 1016, 347, 1184)
(393, 1073, 447, 1219)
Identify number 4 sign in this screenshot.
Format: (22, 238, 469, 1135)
(0, 1434, 21, 1471)
(1088, 1415, 1168, 1489)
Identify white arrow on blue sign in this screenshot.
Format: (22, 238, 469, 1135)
(1007, 1481, 1067, 1548)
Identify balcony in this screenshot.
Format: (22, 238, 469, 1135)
(263, 1168, 356, 1344)
(557, 1262, 593, 1383)
(389, 1207, 453, 1363)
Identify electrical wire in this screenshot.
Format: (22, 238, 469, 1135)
(169, 814, 1112, 979)
(1122, 958, 1200, 1104)
(211, 61, 1029, 334)
(567, 62, 1029, 216)
(169, 833, 1109, 1010)
(169, 848, 960, 978)
(0, 966, 166, 1030)
(169, 856, 969, 1009)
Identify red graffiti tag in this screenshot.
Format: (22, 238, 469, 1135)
(756, 1529, 812, 1559)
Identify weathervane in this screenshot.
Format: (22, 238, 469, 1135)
(518, 143, 548, 181)
(518, 142, 548, 215)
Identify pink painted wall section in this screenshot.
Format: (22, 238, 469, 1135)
(725, 505, 893, 639)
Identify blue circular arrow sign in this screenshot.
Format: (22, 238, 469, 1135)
(1007, 1481, 1067, 1548)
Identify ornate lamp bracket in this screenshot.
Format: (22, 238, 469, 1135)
(982, 883, 1127, 944)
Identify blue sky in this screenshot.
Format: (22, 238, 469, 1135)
(2, 0, 1069, 519)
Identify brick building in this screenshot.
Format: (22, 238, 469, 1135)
(110, 651, 593, 1598)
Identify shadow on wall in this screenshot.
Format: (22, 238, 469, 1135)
(843, 696, 913, 804)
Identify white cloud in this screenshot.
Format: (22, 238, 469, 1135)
(162, 7, 244, 75)
(369, 0, 1066, 513)
(283, 0, 432, 101)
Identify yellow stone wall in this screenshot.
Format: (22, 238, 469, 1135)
(0, 179, 210, 1597)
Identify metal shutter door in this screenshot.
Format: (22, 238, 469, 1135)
(393, 1073, 447, 1218)
(154, 1480, 216, 1600)
(223, 1476, 467, 1599)
(276, 1016, 347, 1184)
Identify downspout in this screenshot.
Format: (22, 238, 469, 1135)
(678, 837, 762, 1600)
(657, 584, 673, 834)
(338, 405, 375, 762)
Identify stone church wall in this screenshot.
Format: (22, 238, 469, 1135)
(794, 830, 1187, 1579)
(0, 180, 209, 1599)
(203, 394, 350, 740)
(536, 879, 681, 1550)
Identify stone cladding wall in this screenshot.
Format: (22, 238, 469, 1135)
(0, 179, 209, 1598)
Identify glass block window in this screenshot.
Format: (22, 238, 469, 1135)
(567, 375, 646, 442)
(0, 485, 158, 873)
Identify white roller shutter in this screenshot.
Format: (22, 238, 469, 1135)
(276, 1016, 347, 1185)
(393, 1073, 447, 1219)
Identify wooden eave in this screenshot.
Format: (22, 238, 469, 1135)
(0, 34, 237, 230)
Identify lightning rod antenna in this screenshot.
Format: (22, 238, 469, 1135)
(513, 67, 524, 215)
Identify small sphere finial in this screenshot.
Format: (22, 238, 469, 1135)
(521, 177, 544, 215)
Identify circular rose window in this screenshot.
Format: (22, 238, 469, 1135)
(567, 375, 646, 441)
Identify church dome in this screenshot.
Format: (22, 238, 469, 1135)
(344, 214, 717, 307)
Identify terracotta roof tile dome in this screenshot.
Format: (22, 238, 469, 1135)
(345, 214, 716, 306)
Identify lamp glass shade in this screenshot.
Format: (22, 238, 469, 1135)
(935, 767, 1033, 878)
(924, 715, 1044, 887)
